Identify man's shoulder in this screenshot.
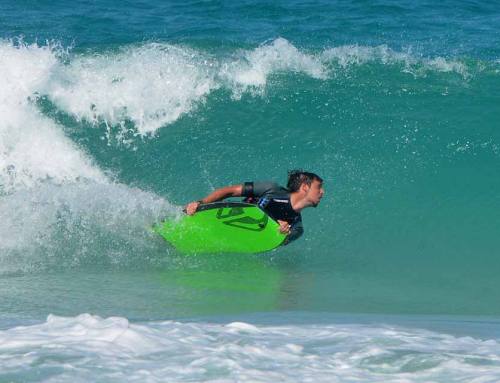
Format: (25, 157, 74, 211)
(253, 180, 282, 189)
(252, 181, 288, 195)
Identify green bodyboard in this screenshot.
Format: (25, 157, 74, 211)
(154, 202, 286, 254)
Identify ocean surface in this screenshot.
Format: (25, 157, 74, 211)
(1, 1, 500, 381)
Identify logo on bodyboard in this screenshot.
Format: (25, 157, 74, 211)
(216, 207, 268, 232)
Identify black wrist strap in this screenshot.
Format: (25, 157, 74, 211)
(243, 182, 254, 197)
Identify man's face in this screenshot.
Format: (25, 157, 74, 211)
(304, 179, 324, 207)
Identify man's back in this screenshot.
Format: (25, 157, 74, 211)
(242, 181, 304, 243)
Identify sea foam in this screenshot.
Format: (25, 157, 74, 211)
(322, 44, 470, 77)
(46, 43, 218, 135)
(1, 314, 499, 382)
(46, 38, 327, 132)
(220, 37, 327, 98)
(0, 40, 105, 193)
(0, 182, 177, 275)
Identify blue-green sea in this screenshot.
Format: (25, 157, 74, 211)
(1, 1, 500, 381)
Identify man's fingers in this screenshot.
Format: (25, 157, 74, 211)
(278, 221, 291, 234)
(185, 201, 200, 215)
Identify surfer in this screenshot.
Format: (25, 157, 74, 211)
(185, 170, 324, 244)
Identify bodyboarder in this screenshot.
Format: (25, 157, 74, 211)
(185, 170, 324, 244)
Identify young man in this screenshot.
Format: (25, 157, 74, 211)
(185, 170, 324, 244)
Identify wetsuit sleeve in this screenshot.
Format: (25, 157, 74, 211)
(241, 181, 280, 198)
(283, 216, 304, 245)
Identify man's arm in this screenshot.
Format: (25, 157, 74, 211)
(185, 185, 243, 215)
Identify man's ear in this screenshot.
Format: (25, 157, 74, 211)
(300, 183, 310, 193)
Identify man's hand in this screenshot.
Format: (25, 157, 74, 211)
(277, 220, 291, 235)
(185, 201, 201, 215)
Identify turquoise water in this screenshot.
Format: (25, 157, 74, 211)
(1, 1, 500, 381)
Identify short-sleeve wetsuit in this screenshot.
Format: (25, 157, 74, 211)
(241, 181, 304, 244)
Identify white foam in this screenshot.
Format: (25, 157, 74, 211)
(322, 44, 470, 77)
(220, 38, 327, 98)
(46, 43, 217, 135)
(1, 314, 499, 382)
(0, 314, 163, 356)
(322, 44, 409, 67)
(226, 321, 262, 334)
(0, 182, 177, 274)
(426, 57, 468, 75)
(47, 39, 327, 130)
(0, 40, 105, 192)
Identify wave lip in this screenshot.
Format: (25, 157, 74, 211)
(0, 40, 105, 193)
(322, 44, 470, 77)
(1, 313, 499, 382)
(220, 37, 327, 98)
(3, 38, 489, 144)
(47, 38, 328, 132)
(47, 43, 218, 135)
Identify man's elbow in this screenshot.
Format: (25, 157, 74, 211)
(228, 184, 243, 197)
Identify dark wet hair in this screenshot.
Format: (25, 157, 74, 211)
(287, 170, 323, 192)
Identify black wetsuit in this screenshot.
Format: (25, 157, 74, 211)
(241, 181, 304, 244)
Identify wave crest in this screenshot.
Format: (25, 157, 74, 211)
(322, 44, 470, 77)
(0, 40, 105, 193)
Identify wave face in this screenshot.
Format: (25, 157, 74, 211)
(1, 34, 499, 316)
